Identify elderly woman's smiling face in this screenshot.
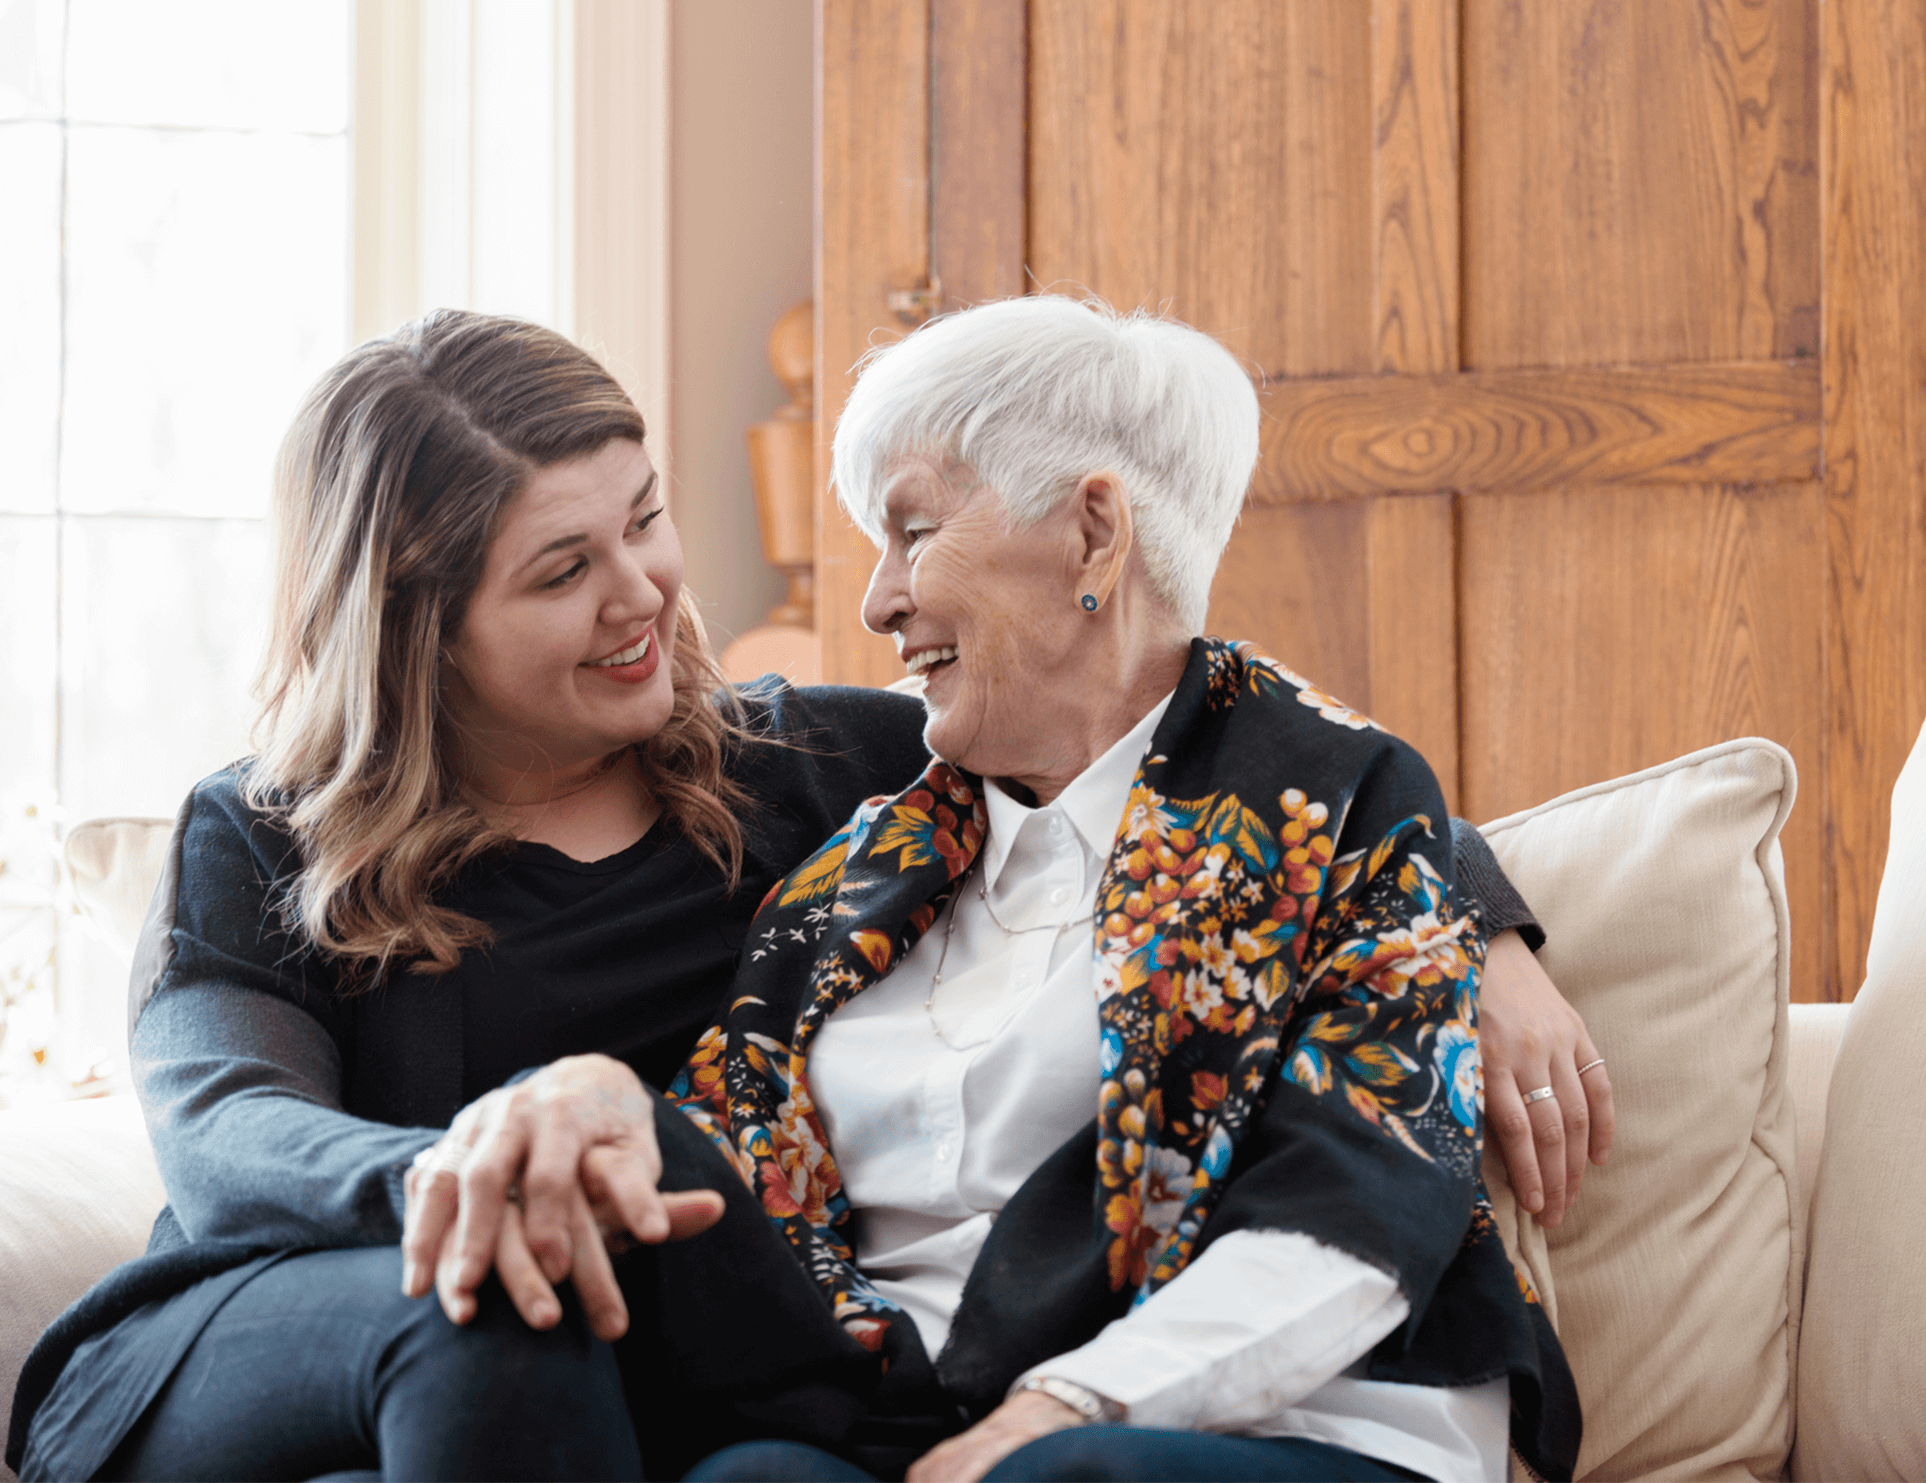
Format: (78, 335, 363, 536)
(861, 453, 1185, 798)
(862, 456, 1074, 782)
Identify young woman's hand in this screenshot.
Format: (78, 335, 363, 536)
(400, 1053, 723, 1339)
(1478, 929, 1615, 1228)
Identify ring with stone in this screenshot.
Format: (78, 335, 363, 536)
(1523, 1085, 1557, 1105)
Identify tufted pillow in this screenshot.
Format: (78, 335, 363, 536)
(1480, 739, 1800, 1481)
(63, 817, 173, 958)
(1793, 718, 1926, 1481)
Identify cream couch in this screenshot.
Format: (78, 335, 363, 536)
(3, 733, 1921, 1482)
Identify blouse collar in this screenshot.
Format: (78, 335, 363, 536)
(978, 688, 1178, 894)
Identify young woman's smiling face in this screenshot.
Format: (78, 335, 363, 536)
(445, 437, 682, 787)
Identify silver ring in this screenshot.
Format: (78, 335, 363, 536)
(1523, 1085, 1557, 1105)
(1576, 1058, 1606, 1077)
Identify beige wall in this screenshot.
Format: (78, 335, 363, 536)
(669, 0, 812, 645)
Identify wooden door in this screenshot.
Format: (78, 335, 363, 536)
(816, 0, 1926, 1003)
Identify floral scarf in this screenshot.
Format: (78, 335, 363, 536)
(670, 638, 1578, 1478)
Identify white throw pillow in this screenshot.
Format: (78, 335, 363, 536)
(1793, 718, 1926, 1481)
(0, 1096, 166, 1483)
(63, 817, 174, 958)
(1480, 739, 1800, 1481)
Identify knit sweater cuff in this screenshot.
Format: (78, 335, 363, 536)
(1450, 816, 1545, 952)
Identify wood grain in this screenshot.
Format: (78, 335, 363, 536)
(1028, 0, 1374, 375)
(1463, 0, 1819, 368)
(1367, 2, 1460, 801)
(931, 0, 1028, 309)
(1822, 0, 1926, 999)
(1208, 502, 1374, 725)
(1206, 496, 1460, 811)
(1365, 494, 1459, 807)
(1254, 360, 1819, 502)
(1459, 482, 1826, 1002)
(1372, 0, 1459, 376)
(816, 0, 930, 688)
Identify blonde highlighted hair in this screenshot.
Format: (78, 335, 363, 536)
(248, 310, 748, 988)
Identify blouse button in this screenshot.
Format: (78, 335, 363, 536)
(1050, 886, 1069, 905)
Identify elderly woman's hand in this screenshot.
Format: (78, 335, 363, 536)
(400, 1053, 724, 1340)
(906, 1393, 1086, 1483)
(1480, 930, 1614, 1228)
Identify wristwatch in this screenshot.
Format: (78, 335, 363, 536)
(1012, 1374, 1126, 1425)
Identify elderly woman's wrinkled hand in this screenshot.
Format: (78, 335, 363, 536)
(399, 1053, 724, 1341)
(1479, 930, 1614, 1228)
(905, 1392, 1087, 1483)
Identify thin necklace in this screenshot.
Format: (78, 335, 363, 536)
(924, 856, 1097, 1045)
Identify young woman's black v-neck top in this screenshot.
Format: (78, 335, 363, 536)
(439, 684, 931, 1099)
(451, 772, 864, 1102)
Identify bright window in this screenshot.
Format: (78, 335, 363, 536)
(0, 0, 352, 1100)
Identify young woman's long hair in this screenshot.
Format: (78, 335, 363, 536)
(248, 310, 749, 987)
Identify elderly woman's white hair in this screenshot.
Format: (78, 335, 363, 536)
(832, 295, 1260, 632)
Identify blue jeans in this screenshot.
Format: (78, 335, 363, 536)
(64, 1105, 899, 1481)
(94, 1246, 641, 1482)
(686, 1429, 1431, 1482)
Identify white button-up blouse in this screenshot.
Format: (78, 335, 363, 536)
(807, 694, 1508, 1482)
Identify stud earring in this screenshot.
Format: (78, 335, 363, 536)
(1079, 594, 1099, 612)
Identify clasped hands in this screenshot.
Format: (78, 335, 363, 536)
(400, 1053, 724, 1341)
(398, 1055, 1084, 1481)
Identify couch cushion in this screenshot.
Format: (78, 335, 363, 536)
(0, 1095, 166, 1483)
(1783, 1001, 1850, 1242)
(63, 817, 173, 958)
(1481, 739, 1799, 1481)
(1793, 718, 1926, 1481)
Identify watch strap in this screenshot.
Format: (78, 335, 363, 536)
(1013, 1374, 1126, 1425)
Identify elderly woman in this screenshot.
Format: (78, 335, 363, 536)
(11, 304, 1590, 1483)
(657, 297, 1579, 1482)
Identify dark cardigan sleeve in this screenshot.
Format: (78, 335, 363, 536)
(130, 772, 440, 1248)
(1450, 815, 1544, 952)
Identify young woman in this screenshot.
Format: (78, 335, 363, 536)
(7, 310, 1602, 1482)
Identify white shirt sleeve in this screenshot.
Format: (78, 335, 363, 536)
(1015, 1228, 1411, 1433)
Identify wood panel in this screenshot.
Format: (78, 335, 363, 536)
(816, 0, 928, 688)
(1463, 0, 1819, 368)
(1372, 0, 1459, 376)
(1363, 494, 1459, 805)
(931, 0, 1027, 309)
(1209, 504, 1373, 728)
(1207, 494, 1459, 812)
(1822, 0, 1926, 999)
(1254, 361, 1820, 502)
(1366, 0, 1462, 803)
(1459, 481, 1825, 1000)
(1028, 0, 1374, 374)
